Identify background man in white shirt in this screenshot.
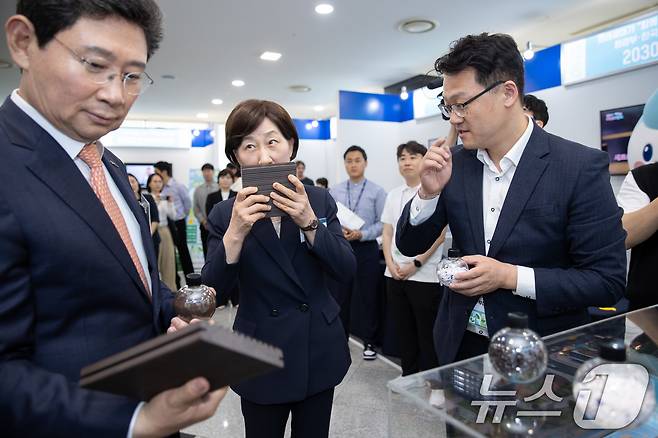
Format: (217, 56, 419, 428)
(381, 140, 446, 376)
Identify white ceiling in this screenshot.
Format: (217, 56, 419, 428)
(0, 0, 656, 123)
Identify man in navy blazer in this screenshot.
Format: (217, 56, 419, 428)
(397, 33, 627, 366)
(0, 1, 224, 436)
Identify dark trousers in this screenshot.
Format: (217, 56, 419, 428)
(337, 240, 381, 344)
(387, 278, 441, 375)
(240, 388, 335, 438)
(169, 218, 194, 278)
(454, 330, 490, 362)
(200, 224, 209, 259)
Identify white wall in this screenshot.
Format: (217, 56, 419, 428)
(332, 119, 407, 191)
(110, 124, 227, 188)
(400, 115, 452, 148)
(295, 139, 335, 185)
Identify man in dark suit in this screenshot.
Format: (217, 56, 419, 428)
(396, 33, 627, 366)
(0, 1, 225, 436)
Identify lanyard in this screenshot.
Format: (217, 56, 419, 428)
(347, 180, 367, 212)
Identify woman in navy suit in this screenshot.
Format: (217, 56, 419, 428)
(202, 99, 356, 438)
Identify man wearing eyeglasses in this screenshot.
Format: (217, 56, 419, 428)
(396, 33, 627, 366)
(0, 1, 225, 437)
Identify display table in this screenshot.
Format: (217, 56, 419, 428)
(387, 305, 658, 437)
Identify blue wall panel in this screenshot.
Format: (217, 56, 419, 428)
(191, 129, 214, 147)
(524, 44, 562, 93)
(293, 119, 331, 140)
(339, 90, 414, 122)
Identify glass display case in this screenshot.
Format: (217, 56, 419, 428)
(387, 305, 658, 437)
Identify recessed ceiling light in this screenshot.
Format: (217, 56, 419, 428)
(315, 4, 334, 14)
(260, 51, 282, 61)
(314, 105, 324, 112)
(196, 113, 209, 119)
(289, 85, 311, 93)
(211, 98, 223, 105)
(161, 74, 176, 80)
(232, 79, 245, 87)
(399, 19, 436, 34)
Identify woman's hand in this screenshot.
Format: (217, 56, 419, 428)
(225, 187, 271, 241)
(270, 175, 317, 229)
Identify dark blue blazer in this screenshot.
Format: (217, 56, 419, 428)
(202, 186, 356, 404)
(0, 98, 176, 437)
(397, 125, 627, 365)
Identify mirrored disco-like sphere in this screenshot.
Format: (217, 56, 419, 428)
(488, 322, 548, 384)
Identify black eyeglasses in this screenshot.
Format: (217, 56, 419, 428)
(53, 37, 154, 96)
(438, 80, 504, 118)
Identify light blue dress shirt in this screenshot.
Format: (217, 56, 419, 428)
(330, 178, 387, 242)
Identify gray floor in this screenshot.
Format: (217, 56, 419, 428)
(181, 306, 448, 438)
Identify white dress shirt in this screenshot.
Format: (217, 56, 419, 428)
(11, 89, 149, 437)
(381, 183, 443, 283)
(617, 171, 650, 213)
(408, 116, 537, 337)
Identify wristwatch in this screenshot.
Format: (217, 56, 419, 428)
(413, 259, 422, 268)
(300, 217, 319, 232)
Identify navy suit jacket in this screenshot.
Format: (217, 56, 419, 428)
(202, 186, 356, 404)
(0, 98, 176, 437)
(397, 125, 627, 365)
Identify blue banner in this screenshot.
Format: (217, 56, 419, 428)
(339, 90, 414, 122)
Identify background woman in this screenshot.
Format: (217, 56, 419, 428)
(147, 172, 177, 291)
(128, 173, 160, 255)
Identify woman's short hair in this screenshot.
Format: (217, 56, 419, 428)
(224, 99, 299, 165)
(217, 168, 233, 181)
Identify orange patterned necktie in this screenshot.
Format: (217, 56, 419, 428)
(78, 143, 151, 297)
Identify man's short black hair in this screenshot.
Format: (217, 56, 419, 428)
(17, 0, 163, 59)
(343, 145, 367, 161)
(523, 94, 549, 126)
(435, 33, 525, 99)
(153, 161, 172, 177)
(316, 177, 328, 187)
(201, 163, 214, 171)
(295, 160, 306, 167)
(397, 141, 427, 159)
